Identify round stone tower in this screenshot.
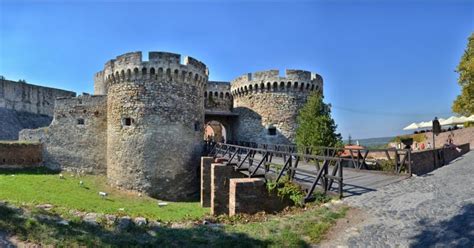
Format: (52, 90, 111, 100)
(231, 69, 323, 144)
(96, 51, 208, 201)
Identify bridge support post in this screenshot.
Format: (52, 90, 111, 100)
(229, 178, 292, 216)
(210, 163, 245, 215)
(200, 157, 214, 207)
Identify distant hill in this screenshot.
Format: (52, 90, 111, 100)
(344, 136, 394, 148)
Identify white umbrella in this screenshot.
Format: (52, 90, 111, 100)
(418, 121, 432, 128)
(419, 118, 446, 128)
(440, 116, 453, 126)
(440, 116, 467, 126)
(403, 122, 420, 130)
(458, 116, 469, 123)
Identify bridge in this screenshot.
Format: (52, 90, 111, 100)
(207, 142, 412, 201)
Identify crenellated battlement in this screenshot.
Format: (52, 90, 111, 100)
(205, 81, 233, 112)
(94, 51, 209, 94)
(230, 69, 323, 97)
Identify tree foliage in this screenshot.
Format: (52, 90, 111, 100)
(295, 92, 342, 150)
(452, 32, 474, 116)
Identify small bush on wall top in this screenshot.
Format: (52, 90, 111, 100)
(392, 133, 426, 143)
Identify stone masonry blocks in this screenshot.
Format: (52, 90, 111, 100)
(200, 157, 213, 207)
(0, 142, 42, 168)
(104, 51, 207, 201)
(210, 163, 245, 215)
(229, 178, 293, 216)
(230, 69, 323, 144)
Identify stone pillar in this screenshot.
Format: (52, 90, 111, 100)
(210, 163, 245, 215)
(200, 157, 213, 207)
(229, 178, 292, 216)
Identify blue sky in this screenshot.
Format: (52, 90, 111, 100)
(1, 0, 473, 139)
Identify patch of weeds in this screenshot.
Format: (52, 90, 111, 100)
(225, 204, 348, 246)
(368, 159, 397, 172)
(320, 207, 348, 222)
(312, 192, 331, 204)
(300, 221, 331, 243)
(268, 163, 283, 172)
(266, 176, 306, 207)
(272, 227, 309, 248)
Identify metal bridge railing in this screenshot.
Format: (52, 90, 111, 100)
(208, 142, 345, 201)
(219, 140, 412, 175)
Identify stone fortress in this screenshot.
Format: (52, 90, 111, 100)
(0, 78, 76, 140)
(9, 51, 323, 201)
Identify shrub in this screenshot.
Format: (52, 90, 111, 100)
(266, 176, 306, 207)
(391, 133, 426, 143)
(295, 92, 342, 152)
(367, 159, 396, 172)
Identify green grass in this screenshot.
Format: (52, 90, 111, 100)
(0, 168, 348, 247)
(0, 203, 271, 247)
(0, 201, 347, 247)
(0, 168, 208, 221)
(226, 205, 348, 247)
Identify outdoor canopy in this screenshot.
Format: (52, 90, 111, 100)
(402, 115, 473, 131)
(439, 116, 467, 126)
(403, 123, 420, 130)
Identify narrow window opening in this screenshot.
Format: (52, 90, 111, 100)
(268, 127, 277, 136)
(122, 117, 133, 126)
(77, 118, 85, 125)
(194, 121, 200, 131)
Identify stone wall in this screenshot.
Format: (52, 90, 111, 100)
(0, 142, 42, 168)
(210, 163, 245, 215)
(231, 69, 323, 144)
(411, 143, 470, 175)
(205, 81, 232, 112)
(229, 178, 292, 216)
(20, 95, 108, 173)
(420, 127, 474, 149)
(0, 107, 52, 140)
(200, 157, 213, 207)
(0, 78, 76, 116)
(101, 51, 208, 201)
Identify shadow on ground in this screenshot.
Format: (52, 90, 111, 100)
(0, 167, 59, 175)
(411, 203, 474, 248)
(0, 204, 278, 247)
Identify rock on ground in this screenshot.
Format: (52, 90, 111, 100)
(133, 217, 147, 226)
(117, 216, 132, 231)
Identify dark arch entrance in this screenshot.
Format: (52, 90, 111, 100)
(204, 110, 238, 143)
(204, 120, 227, 143)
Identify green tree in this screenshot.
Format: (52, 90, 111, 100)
(452, 32, 474, 116)
(295, 92, 342, 151)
